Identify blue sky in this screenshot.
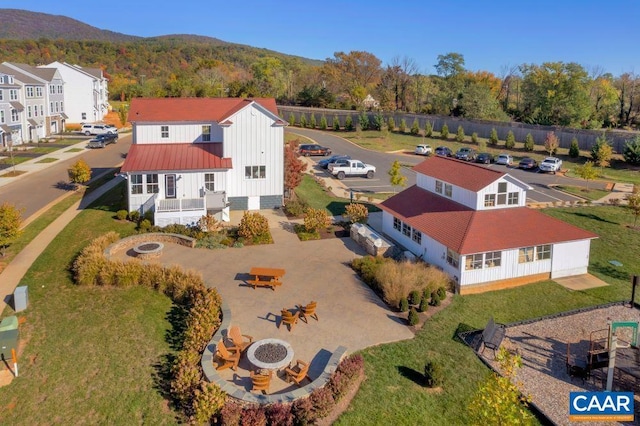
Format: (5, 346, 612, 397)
(4, 0, 639, 76)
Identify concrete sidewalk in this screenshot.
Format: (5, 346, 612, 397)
(0, 176, 125, 315)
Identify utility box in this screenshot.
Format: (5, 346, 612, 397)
(0, 316, 18, 332)
(13, 286, 28, 312)
(0, 329, 19, 360)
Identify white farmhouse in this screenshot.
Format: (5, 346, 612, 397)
(120, 97, 286, 226)
(44, 62, 109, 124)
(380, 156, 597, 294)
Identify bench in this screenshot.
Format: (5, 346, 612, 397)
(480, 317, 506, 357)
(247, 278, 282, 290)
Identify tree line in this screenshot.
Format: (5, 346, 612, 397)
(1, 38, 637, 130)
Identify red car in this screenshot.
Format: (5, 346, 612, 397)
(298, 144, 331, 156)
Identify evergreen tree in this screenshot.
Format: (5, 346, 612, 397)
(471, 132, 479, 144)
(358, 110, 369, 130)
(300, 114, 307, 128)
(387, 116, 396, 132)
(309, 113, 317, 129)
(333, 115, 341, 131)
(456, 125, 465, 142)
(569, 137, 580, 158)
(399, 119, 407, 133)
(388, 160, 407, 193)
(440, 123, 449, 140)
(505, 130, 516, 149)
(410, 118, 420, 135)
(524, 133, 535, 151)
(319, 114, 327, 130)
(425, 121, 433, 137)
(489, 128, 499, 145)
(288, 113, 296, 126)
(345, 115, 354, 131)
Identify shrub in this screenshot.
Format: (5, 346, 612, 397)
(409, 290, 421, 305)
(319, 115, 328, 130)
(478, 139, 487, 152)
(419, 295, 429, 313)
(138, 219, 152, 232)
(309, 113, 317, 129)
(220, 402, 242, 426)
(425, 121, 433, 137)
(351, 256, 385, 290)
(471, 132, 479, 144)
(171, 350, 202, 410)
(375, 260, 449, 308)
(288, 113, 296, 127)
(68, 159, 92, 185)
(337, 353, 364, 379)
(623, 135, 640, 165)
(399, 297, 409, 312)
(303, 207, 331, 233)
(300, 114, 307, 128)
(197, 214, 221, 233)
(115, 209, 128, 220)
(489, 128, 499, 145)
(284, 198, 308, 217)
(440, 123, 449, 139)
(238, 211, 270, 242)
(387, 116, 396, 131)
(430, 291, 441, 306)
(344, 202, 368, 224)
(266, 403, 294, 426)
(333, 115, 340, 131)
(505, 130, 516, 149)
(345, 115, 354, 131)
(241, 406, 267, 426)
(437, 286, 447, 300)
(373, 113, 385, 131)
(410, 119, 420, 135)
(192, 382, 227, 424)
(309, 387, 335, 419)
(408, 307, 419, 325)
(424, 360, 444, 387)
(524, 133, 534, 151)
(456, 125, 465, 142)
(569, 137, 580, 158)
(399, 119, 407, 133)
(291, 397, 315, 426)
(128, 210, 140, 222)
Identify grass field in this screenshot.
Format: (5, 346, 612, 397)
(555, 185, 611, 201)
(295, 174, 380, 216)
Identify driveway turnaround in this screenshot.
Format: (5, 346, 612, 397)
(111, 209, 414, 394)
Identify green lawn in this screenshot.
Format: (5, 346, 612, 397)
(0, 183, 180, 424)
(555, 185, 611, 201)
(337, 205, 637, 425)
(295, 175, 380, 216)
(35, 157, 58, 164)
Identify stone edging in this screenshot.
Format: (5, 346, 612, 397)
(201, 301, 348, 404)
(103, 232, 196, 258)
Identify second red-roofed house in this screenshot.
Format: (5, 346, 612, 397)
(379, 156, 597, 294)
(121, 97, 287, 226)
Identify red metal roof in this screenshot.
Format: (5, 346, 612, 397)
(127, 97, 279, 123)
(413, 156, 507, 192)
(380, 185, 597, 254)
(121, 143, 232, 173)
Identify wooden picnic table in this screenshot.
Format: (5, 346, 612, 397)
(248, 267, 286, 290)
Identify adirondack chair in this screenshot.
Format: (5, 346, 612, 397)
(250, 370, 273, 394)
(215, 341, 240, 371)
(228, 325, 253, 352)
(279, 309, 300, 331)
(297, 301, 319, 323)
(285, 359, 310, 386)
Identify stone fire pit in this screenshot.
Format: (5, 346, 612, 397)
(133, 242, 164, 260)
(247, 338, 294, 371)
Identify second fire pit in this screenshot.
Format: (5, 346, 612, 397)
(247, 338, 294, 371)
(133, 242, 164, 260)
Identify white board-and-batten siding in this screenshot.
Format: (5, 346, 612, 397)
(550, 240, 590, 278)
(460, 249, 551, 285)
(133, 123, 223, 144)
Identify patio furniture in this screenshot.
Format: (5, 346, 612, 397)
(215, 341, 240, 371)
(285, 359, 310, 386)
(250, 369, 273, 394)
(279, 309, 299, 331)
(479, 317, 505, 357)
(228, 325, 253, 352)
(297, 301, 318, 323)
(247, 267, 286, 290)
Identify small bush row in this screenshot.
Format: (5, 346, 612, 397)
(218, 354, 364, 425)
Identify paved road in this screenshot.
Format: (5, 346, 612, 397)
(287, 128, 606, 203)
(0, 134, 132, 222)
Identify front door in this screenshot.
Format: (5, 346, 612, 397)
(165, 174, 176, 198)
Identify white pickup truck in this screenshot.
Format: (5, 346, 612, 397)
(328, 159, 376, 180)
(539, 157, 562, 173)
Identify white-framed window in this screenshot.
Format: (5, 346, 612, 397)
(536, 244, 551, 260)
(50, 102, 54, 113)
(508, 192, 519, 205)
(465, 253, 484, 270)
(49, 85, 55, 94)
(9, 89, 18, 100)
(498, 182, 507, 193)
(60, 101, 64, 112)
(393, 217, 401, 231)
(444, 183, 452, 198)
(0, 90, 3, 100)
(40, 105, 43, 116)
(485, 251, 501, 267)
(446, 249, 459, 268)
(484, 194, 495, 207)
(202, 125, 211, 142)
(204, 173, 215, 191)
(161, 125, 169, 138)
(245, 165, 266, 179)
(58, 85, 63, 94)
(412, 229, 422, 244)
(34, 105, 38, 117)
(11, 109, 18, 122)
(26, 87, 34, 97)
(146, 174, 159, 194)
(0, 110, 5, 124)
(402, 222, 411, 237)
(81, 112, 87, 120)
(165, 175, 176, 198)
(518, 246, 535, 263)
(131, 174, 143, 194)
(435, 180, 443, 194)
(36, 87, 43, 97)
(27, 106, 32, 118)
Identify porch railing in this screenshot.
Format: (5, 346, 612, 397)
(156, 198, 205, 212)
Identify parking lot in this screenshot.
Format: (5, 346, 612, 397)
(288, 128, 603, 203)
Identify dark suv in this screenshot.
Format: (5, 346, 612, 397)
(298, 144, 331, 156)
(87, 132, 118, 148)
